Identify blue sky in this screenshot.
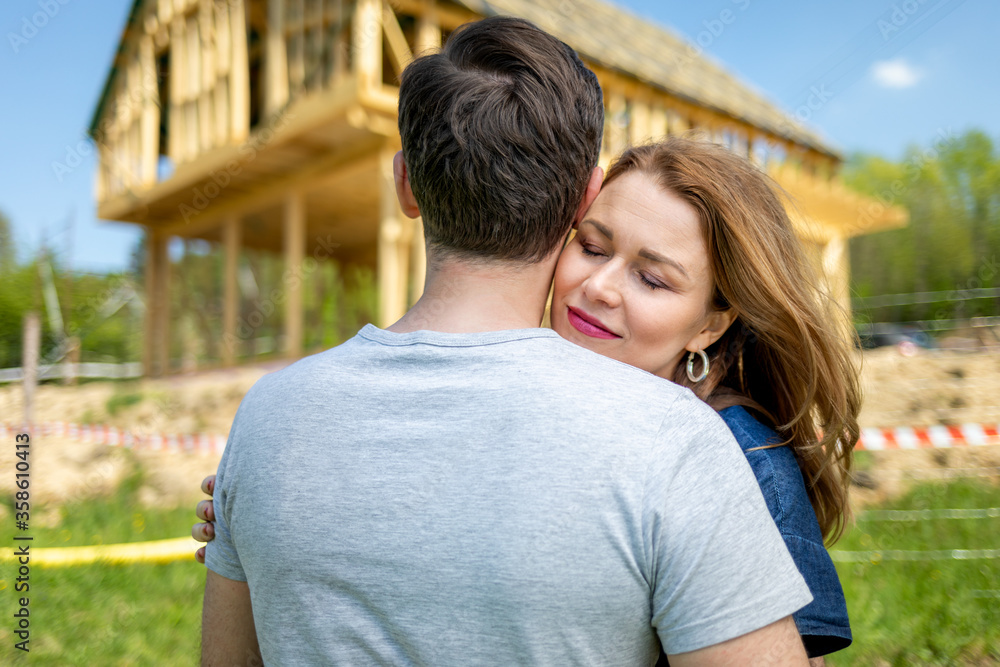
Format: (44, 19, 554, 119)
(1, 0, 997, 273)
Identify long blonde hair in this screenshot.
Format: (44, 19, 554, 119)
(605, 137, 861, 543)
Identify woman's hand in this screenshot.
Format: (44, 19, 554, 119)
(193, 474, 217, 564)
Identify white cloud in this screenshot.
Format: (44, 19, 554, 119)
(871, 58, 921, 89)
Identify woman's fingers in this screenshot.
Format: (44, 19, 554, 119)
(192, 521, 215, 543)
(201, 474, 217, 496)
(196, 499, 215, 522)
(196, 475, 218, 563)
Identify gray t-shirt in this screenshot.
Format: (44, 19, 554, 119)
(207, 325, 811, 665)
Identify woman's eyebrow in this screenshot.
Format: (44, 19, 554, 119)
(581, 219, 613, 239)
(581, 218, 689, 278)
(639, 248, 689, 279)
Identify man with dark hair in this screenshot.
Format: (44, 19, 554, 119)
(202, 16, 811, 666)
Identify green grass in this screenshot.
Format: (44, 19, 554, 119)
(828, 478, 1000, 666)
(0, 561, 203, 665)
(0, 457, 206, 664)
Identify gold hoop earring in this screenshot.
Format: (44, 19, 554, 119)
(686, 349, 710, 383)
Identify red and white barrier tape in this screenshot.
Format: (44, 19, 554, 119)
(0, 421, 226, 455)
(857, 424, 1000, 451)
(3, 421, 998, 454)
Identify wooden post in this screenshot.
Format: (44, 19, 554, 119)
(140, 36, 160, 186)
(668, 110, 689, 135)
(378, 146, 409, 326)
(230, 0, 249, 141)
(222, 215, 241, 366)
(266, 0, 290, 116)
(305, 0, 323, 89)
(62, 336, 80, 386)
(147, 231, 171, 376)
(353, 0, 382, 92)
(143, 229, 157, 376)
(283, 192, 305, 358)
(198, 0, 215, 151)
(185, 13, 201, 159)
(214, 0, 231, 142)
(169, 16, 185, 162)
(649, 104, 668, 140)
(327, 0, 347, 83)
(289, 0, 306, 93)
(606, 91, 627, 156)
(822, 236, 851, 323)
(629, 99, 650, 147)
(22, 312, 40, 427)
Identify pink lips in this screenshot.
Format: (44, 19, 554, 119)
(567, 307, 620, 339)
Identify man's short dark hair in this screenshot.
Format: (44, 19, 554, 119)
(398, 16, 604, 262)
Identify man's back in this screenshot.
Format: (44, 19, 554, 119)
(206, 326, 810, 665)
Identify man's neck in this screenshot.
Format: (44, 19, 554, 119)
(387, 252, 559, 334)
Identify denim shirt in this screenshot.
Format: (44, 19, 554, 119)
(657, 406, 851, 664)
(719, 405, 852, 658)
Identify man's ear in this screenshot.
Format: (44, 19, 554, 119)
(572, 166, 604, 227)
(393, 151, 421, 218)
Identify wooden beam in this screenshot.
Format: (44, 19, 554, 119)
(382, 2, 413, 79)
(392, 0, 477, 32)
(266, 0, 290, 116)
(222, 215, 241, 365)
(229, 0, 250, 142)
(158, 134, 382, 238)
(283, 191, 306, 358)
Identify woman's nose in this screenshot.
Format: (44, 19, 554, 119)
(582, 261, 623, 308)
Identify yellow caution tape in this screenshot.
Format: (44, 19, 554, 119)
(0, 537, 202, 567)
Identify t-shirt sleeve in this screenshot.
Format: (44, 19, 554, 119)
(204, 402, 248, 583)
(646, 393, 813, 655)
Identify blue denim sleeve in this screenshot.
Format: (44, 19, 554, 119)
(720, 406, 852, 658)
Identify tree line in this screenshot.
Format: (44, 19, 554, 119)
(844, 128, 1000, 325)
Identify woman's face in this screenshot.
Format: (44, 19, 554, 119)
(551, 171, 733, 380)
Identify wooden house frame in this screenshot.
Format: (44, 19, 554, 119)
(89, 0, 906, 376)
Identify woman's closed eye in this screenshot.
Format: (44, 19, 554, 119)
(580, 243, 604, 258)
(638, 273, 668, 291)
